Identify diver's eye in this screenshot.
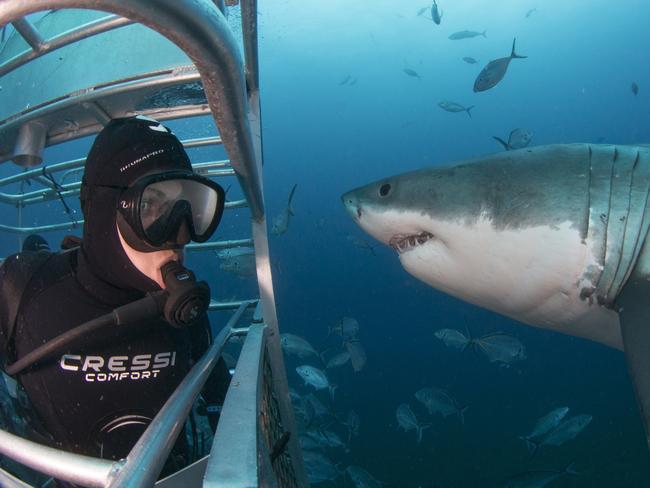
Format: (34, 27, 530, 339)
(379, 183, 391, 197)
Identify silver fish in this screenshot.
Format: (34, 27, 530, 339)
(271, 184, 297, 235)
(329, 317, 360, 340)
(302, 451, 341, 484)
(396, 403, 429, 443)
(305, 428, 347, 449)
(326, 350, 351, 369)
(525, 8, 537, 18)
(296, 365, 335, 398)
(345, 340, 367, 372)
(280, 333, 318, 358)
(434, 328, 470, 350)
(415, 387, 467, 423)
(304, 393, 331, 418)
(526, 414, 593, 457)
(403, 68, 422, 79)
(474, 333, 527, 364)
(448, 30, 486, 40)
(503, 461, 578, 488)
(462, 56, 478, 64)
(474, 38, 526, 92)
(293, 400, 314, 431)
(438, 101, 474, 118)
(346, 465, 384, 488)
(431, 0, 443, 25)
(342, 409, 360, 441)
(299, 434, 321, 451)
(521, 407, 570, 442)
(216, 246, 256, 277)
(493, 128, 533, 151)
(632, 82, 639, 96)
(542, 414, 593, 446)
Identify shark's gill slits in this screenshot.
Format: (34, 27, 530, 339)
(389, 232, 434, 253)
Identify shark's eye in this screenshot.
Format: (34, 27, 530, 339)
(379, 183, 391, 197)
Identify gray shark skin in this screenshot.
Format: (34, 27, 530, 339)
(342, 143, 650, 451)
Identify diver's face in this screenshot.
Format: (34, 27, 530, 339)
(117, 223, 183, 289)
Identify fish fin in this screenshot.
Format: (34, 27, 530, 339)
(519, 436, 539, 457)
(287, 183, 298, 209)
(528, 439, 540, 459)
(464, 322, 473, 342)
(458, 405, 469, 425)
(510, 37, 527, 59)
(416, 424, 430, 444)
(482, 30, 487, 37)
(616, 263, 650, 453)
(563, 460, 579, 476)
(466, 106, 474, 118)
(493, 136, 510, 150)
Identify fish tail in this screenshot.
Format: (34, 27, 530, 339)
(563, 460, 579, 476)
(466, 106, 474, 118)
(463, 322, 475, 347)
(482, 30, 487, 37)
(458, 405, 469, 425)
(518, 435, 532, 448)
(493, 136, 510, 150)
(527, 438, 540, 459)
(287, 183, 298, 215)
(416, 424, 430, 444)
(511, 37, 527, 59)
(461, 324, 474, 353)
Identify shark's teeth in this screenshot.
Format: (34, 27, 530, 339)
(389, 232, 434, 253)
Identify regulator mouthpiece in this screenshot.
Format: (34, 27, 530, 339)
(160, 260, 210, 327)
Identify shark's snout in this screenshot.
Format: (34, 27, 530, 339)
(341, 191, 362, 221)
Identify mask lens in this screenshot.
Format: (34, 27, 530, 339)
(140, 178, 221, 244)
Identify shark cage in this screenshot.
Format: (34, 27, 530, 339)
(0, 1, 308, 487)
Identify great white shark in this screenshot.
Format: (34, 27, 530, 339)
(342, 143, 650, 450)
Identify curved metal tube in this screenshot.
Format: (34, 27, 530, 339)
(0, 0, 264, 221)
(0, 428, 117, 487)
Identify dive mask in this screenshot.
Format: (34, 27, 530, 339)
(116, 171, 225, 252)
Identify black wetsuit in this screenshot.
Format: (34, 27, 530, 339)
(0, 247, 229, 461)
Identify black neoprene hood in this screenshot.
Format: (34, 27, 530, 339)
(80, 116, 194, 293)
(81, 116, 193, 190)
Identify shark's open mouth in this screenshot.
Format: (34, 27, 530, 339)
(389, 232, 434, 253)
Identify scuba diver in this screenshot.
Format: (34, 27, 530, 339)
(0, 116, 230, 469)
(21, 234, 50, 253)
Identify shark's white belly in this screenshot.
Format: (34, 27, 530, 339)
(396, 215, 622, 349)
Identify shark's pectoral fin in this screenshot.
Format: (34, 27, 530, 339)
(617, 273, 650, 450)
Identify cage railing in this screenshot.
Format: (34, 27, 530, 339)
(0, 302, 253, 487)
(0, 14, 134, 78)
(0, 0, 307, 485)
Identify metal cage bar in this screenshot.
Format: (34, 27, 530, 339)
(0, 14, 134, 78)
(0, 1, 307, 486)
(106, 302, 249, 488)
(0, 0, 265, 221)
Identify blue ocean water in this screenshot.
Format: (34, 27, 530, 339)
(0, 0, 649, 486)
